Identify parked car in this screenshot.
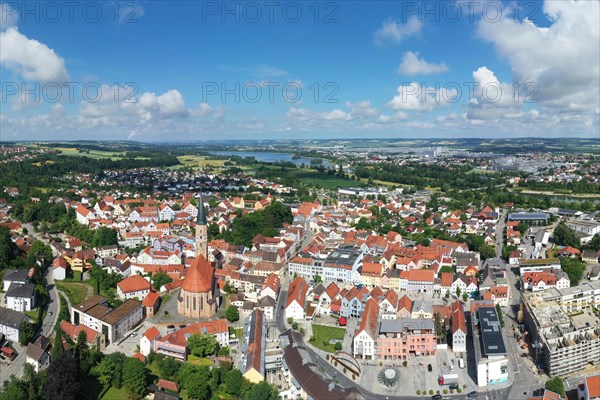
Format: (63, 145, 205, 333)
(431, 395, 442, 400)
(449, 383, 459, 390)
(427, 364, 432, 372)
(131, 331, 137, 337)
(468, 391, 479, 398)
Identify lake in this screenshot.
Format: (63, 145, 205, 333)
(212, 151, 331, 168)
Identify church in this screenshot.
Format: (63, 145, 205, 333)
(177, 197, 219, 319)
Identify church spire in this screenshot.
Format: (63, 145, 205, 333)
(197, 195, 207, 225)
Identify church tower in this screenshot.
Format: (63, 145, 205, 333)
(195, 195, 208, 259)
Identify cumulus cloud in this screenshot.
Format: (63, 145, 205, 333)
(387, 82, 458, 111)
(345, 100, 377, 118)
(375, 17, 423, 45)
(476, 0, 599, 120)
(0, 27, 70, 82)
(397, 51, 449, 75)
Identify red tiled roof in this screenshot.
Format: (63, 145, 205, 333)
(286, 276, 308, 308)
(143, 326, 160, 341)
(117, 274, 151, 294)
(157, 379, 180, 393)
(142, 291, 160, 307)
(182, 255, 214, 293)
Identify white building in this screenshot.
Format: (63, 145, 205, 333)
(472, 307, 509, 387)
(0, 306, 25, 343)
(5, 283, 36, 312)
(139, 326, 160, 356)
(116, 275, 151, 300)
(25, 336, 51, 373)
(2, 269, 29, 292)
(285, 277, 307, 320)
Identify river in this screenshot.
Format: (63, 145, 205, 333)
(212, 151, 332, 168)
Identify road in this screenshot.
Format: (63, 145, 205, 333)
(0, 223, 59, 385)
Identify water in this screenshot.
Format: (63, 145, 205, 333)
(212, 151, 331, 168)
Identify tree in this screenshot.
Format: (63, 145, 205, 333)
(225, 305, 239, 323)
(313, 274, 323, 284)
(545, 377, 565, 398)
(92, 352, 127, 388)
(223, 282, 234, 294)
(151, 272, 172, 291)
(559, 257, 585, 286)
(455, 287, 462, 298)
(462, 293, 468, 303)
(51, 331, 65, 361)
(218, 346, 230, 356)
(587, 233, 600, 251)
(496, 304, 505, 328)
(223, 369, 243, 396)
(92, 227, 118, 247)
(445, 290, 450, 300)
(334, 342, 342, 351)
(44, 353, 81, 400)
(553, 222, 580, 248)
(186, 379, 211, 400)
(122, 357, 148, 400)
(188, 334, 218, 357)
(245, 380, 279, 400)
(19, 321, 35, 346)
(479, 244, 496, 260)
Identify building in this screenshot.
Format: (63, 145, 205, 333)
(142, 291, 160, 317)
(4, 283, 36, 311)
(472, 307, 509, 387)
(140, 326, 161, 356)
(451, 301, 467, 353)
(523, 283, 600, 376)
(522, 270, 570, 292)
(518, 258, 562, 274)
(578, 373, 600, 400)
(71, 295, 143, 345)
(353, 298, 379, 359)
(2, 269, 29, 292)
(177, 200, 219, 319)
(117, 274, 152, 300)
(25, 335, 51, 373)
(285, 276, 308, 320)
(567, 220, 600, 236)
(0, 306, 25, 342)
(153, 319, 228, 361)
(239, 309, 267, 384)
(60, 320, 105, 350)
(377, 318, 436, 360)
(507, 212, 550, 223)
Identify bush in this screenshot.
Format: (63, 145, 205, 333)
(416, 390, 421, 395)
(402, 360, 408, 367)
(309, 336, 316, 342)
(429, 390, 434, 395)
(443, 389, 448, 394)
(334, 342, 342, 351)
(457, 388, 462, 393)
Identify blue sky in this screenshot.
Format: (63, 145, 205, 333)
(1, 0, 598, 141)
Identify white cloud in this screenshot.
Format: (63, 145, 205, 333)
(322, 109, 352, 121)
(377, 111, 408, 123)
(387, 82, 458, 111)
(375, 16, 423, 45)
(476, 0, 599, 121)
(345, 100, 377, 118)
(397, 51, 448, 75)
(0, 27, 70, 82)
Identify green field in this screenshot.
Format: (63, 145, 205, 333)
(310, 324, 346, 353)
(101, 386, 128, 400)
(174, 155, 227, 169)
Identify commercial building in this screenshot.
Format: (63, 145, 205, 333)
(566, 220, 600, 236)
(471, 307, 509, 387)
(71, 295, 143, 345)
(153, 319, 228, 361)
(507, 212, 550, 223)
(239, 309, 267, 384)
(523, 282, 600, 376)
(376, 318, 436, 360)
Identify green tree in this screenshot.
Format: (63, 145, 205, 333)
(334, 342, 342, 351)
(223, 369, 243, 396)
(313, 274, 323, 284)
(559, 257, 585, 286)
(188, 334, 218, 357)
(51, 331, 64, 361)
(245, 380, 279, 400)
(553, 222, 580, 248)
(19, 321, 35, 346)
(586, 234, 600, 251)
(496, 304, 505, 328)
(43, 353, 81, 400)
(151, 272, 172, 291)
(92, 227, 118, 247)
(479, 244, 496, 260)
(92, 352, 127, 388)
(225, 305, 239, 323)
(122, 357, 148, 400)
(545, 377, 565, 398)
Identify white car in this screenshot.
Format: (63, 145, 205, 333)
(450, 365, 454, 372)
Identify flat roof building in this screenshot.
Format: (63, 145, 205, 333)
(471, 307, 509, 387)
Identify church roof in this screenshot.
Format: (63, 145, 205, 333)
(197, 196, 207, 225)
(182, 254, 214, 293)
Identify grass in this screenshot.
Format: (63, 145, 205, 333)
(24, 310, 39, 323)
(310, 324, 346, 353)
(187, 355, 213, 366)
(80, 377, 106, 400)
(101, 386, 128, 400)
(56, 281, 92, 305)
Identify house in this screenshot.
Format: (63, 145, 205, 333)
(451, 301, 467, 353)
(140, 326, 161, 356)
(556, 246, 580, 258)
(117, 274, 152, 300)
(0, 307, 26, 342)
(52, 257, 69, 280)
(60, 320, 105, 350)
(25, 335, 51, 373)
(485, 286, 509, 307)
(577, 373, 600, 400)
(582, 250, 599, 264)
(285, 276, 308, 320)
(5, 283, 36, 311)
(353, 297, 379, 359)
(75, 204, 95, 225)
(2, 269, 29, 292)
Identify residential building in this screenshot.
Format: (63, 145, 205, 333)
(2, 269, 29, 292)
(25, 335, 51, 373)
(117, 274, 152, 300)
(353, 298, 379, 359)
(153, 319, 228, 361)
(60, 320, 105, 350)
(285, 276, 308, 320)
(577, 373, 600, 400)
(0, 307, 25, 342)
(140, 326, 161, 356)
(451, 301, 467, 353)
(4, 283, 36, 311)
(472, 307, 509, 387)
(239, 309, 267, 384)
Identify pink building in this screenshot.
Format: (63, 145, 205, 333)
(377, 318, 437, 360)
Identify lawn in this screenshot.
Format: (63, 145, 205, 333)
(310, 324, 346, 353)
(56, 147, 125, 160)
(101, 386, 128, 400)
(187, 355, 213, 366)
(56, 281, 92, 305)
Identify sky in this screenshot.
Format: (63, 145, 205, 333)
(0, 0, 599, 142)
